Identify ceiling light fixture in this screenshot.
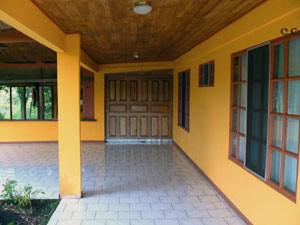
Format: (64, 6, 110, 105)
(133, 0, 152, 15)
(133, 52, 139, 59)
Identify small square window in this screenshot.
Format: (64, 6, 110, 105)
(199, 61, 214, 87)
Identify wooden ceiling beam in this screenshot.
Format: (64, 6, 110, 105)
(80, 49, 98, 73)
(0, 0, 65, 52)
(0, 30, 34, 43)
(0, 62, 56, 68)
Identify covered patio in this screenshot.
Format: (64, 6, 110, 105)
(0, 0, 300, 225)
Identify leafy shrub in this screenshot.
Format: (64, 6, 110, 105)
(0, 179, 45, 209)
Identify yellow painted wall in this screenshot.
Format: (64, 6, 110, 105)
(0, 121, 58, 142)
(172, 1, 300, 224)
(0, 121, 102, 142)
(0, 61, 173, 143)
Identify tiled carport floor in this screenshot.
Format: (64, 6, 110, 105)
(0, 143, 246, 225)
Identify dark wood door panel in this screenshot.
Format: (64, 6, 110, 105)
(119, 116, 127, 137)
(105, 75, 173, 139)
(151, 117, 159, 137)
(141, 81, 148, 101)
(130, 105, 148, 113)
(109, 80, 116, 101)
(162, 117, 169, 137)
(141, 117, 148, 137)
(109, 116, 116, 137)
(120, 80, 127, 101)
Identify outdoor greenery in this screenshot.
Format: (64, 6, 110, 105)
(0, 85, 54, 120)
(0, 86, 10, 120)
(43, 86, 53, 120)
(25, 86, 38, 120)
(0, 179, 44, 209)
(0, 179, 59, 225)
(12, 87, 25, 120)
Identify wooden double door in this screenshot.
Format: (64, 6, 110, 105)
(105, 75, 173, 139)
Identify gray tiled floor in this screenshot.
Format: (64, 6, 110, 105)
(0, 143, 59, 199)
(0, 143, 246, 225)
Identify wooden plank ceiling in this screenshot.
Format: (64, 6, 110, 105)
(31, 0, 265, 64)
(0, 23, 56, 63)
(0, 0, 265, 64)
(0, 42, 56, 63)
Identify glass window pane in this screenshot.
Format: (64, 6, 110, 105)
(232, 109, 238, 132)
(273, 81, 284, 113)
(272, 116, 283, 148)
(270, 150, 281, 184)
(241, 83, 247, 108)
(283, 155, 297, 193)
(0, 86, 10, 119)
(246, 44, 269, 178)
(286, 118, 299, 154)
(248, 140, 259, 169)
(231, 134, 237, 158)
(263, 81, 269, 111)
(241, 54, 247, 81)
(250, 111, 260, 139)
(233, 84, 239, 106)
(25, 87, 38, 120)
(233, 56, 239, 81)
(251, 82, 261, 109)
(181, 73, 186, 128)
(239, 136, 245, 162)
(44, 86, 53, 120)
(203, 64, 209, 86)
(287, 80, 300, 115)
(11, 87, 25, 120)
(289, 38, 300, 77)
(273, 43, 285, 78)
(240, 110, 246, 134)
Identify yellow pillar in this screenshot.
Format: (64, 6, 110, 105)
(57, 34, 81, 198)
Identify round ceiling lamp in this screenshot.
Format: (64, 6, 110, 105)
(133, 52, 139, 59)
(133, 0, 152, 15)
